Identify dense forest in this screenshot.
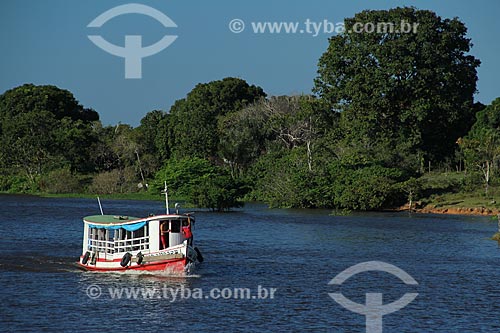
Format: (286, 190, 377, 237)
(1, 7, 499, 211)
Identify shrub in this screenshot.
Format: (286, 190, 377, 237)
(88, 170, 122, 194)
(190, 175, 248, 211)
(152, 157, 248, 210)
(39, 168, 81, 194)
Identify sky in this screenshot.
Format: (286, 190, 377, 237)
(1, 0, 499, 126)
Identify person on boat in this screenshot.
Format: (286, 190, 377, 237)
(182, 218, 193, 246)
(160, 221, 170, 249)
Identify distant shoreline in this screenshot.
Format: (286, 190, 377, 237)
(2, 192, 499, 217)
(0, 191, 172, 202)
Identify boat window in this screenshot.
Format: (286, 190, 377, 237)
(170, 220, 181, 233)
(98, 229, 105, 241)
(134, 226, 145, 238)
(87, 227, 114, 256)
(114, 225, 149, 253)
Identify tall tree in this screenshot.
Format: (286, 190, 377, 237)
(314, 7, 480, 168)
(218, 98, 270, 176)
(0, 84, 99, 186)
(169, 77, 265, 159)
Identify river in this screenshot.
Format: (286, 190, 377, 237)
(1, 195, 500, 332)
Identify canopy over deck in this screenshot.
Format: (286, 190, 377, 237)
(84, 215, 140, 224)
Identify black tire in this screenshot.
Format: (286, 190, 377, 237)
(120, 252, 132, 267)
(81, 251, 91, 265)
(194, 247, 204, 263)
(136, 252, 144, 265)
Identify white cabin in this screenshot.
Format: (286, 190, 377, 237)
(82, 214, 194, 261)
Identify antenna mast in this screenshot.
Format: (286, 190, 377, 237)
(97, 196, 104, 215)
(164, 181, 170, 214)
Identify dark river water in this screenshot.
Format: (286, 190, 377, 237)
(1, 194, 500, 332)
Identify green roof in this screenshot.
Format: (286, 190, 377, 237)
(83, 215, 141, 224)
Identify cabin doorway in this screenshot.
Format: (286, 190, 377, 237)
(160, 221, 169, 249)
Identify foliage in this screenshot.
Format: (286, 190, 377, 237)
(2, 175, 35, 193)
(314, 7, 480, 168)
(191, 174, 248, 212)
(87, 170, 123, 194)
(458, 98, 500, 193)
(151, 157, 217, 197)
(152, 157, 248, 210)
(0, 84, 98, 186)
(39, 168, 82, 194)
(135, 110, 170, 169)
(87, 168, 140, 194)
(247, 149, 313, 208)
(325, 163, 406, 210)
(217, 98, 270, 176)
(169, 77, 266, 159)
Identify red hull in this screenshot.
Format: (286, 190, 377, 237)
(76, 257, 188, 272)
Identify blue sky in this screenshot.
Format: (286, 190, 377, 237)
(1, 0, 499, 126)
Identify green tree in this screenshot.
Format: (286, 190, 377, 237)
(1, 110, 59, 184)
(458, 98, 500, 194)
(151, 157, 217, 197)
(152, 157, 247, 210)
(219, 95, 331, 176)
(169, 77, 265, 159)
(314, 7, 480, 168)
(324, 162, 405, 210)
(0, 84, 99, 190)
(259, 95, 328, 172)
(217, 97, 270, 177)
(191, 175, 248, 212)
(136, 110, 171, 172)
(248, 149, 314, 208)
(0, 84, 98, 121)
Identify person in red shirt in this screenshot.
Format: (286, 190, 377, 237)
(182, 218, 193, 246)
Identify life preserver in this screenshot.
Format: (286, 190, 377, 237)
(194, 247, 204, 263)
(136, 252, 144, 265)
(81, 251, 91, 265)
(120, 252, 132, 267)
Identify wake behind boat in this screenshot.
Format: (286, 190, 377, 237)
(77, 184, 203, 272)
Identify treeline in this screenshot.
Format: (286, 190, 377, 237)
(1, 7, 499, 211)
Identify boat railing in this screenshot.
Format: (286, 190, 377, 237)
(88, 239, 115, 258)
(114, 236, 150, 253)
(87, 236, 150, 259)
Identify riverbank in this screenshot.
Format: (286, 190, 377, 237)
(392, 190, 500, 216)
(416, 206, 499, 216)
(388, 204, 499, 216)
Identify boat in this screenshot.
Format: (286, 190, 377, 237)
(77, 184, 203, 272)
